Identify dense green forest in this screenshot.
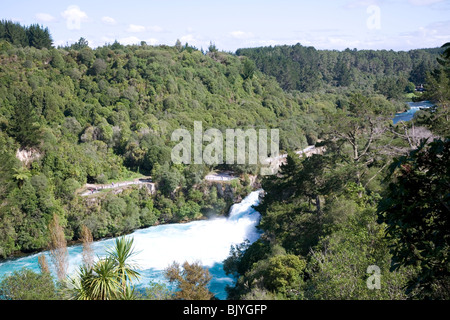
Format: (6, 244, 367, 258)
(0, 23, 343, 258)
(0, 21, 448, 300)
(236, 44, 442, 97)
(224, 43, 450, 300)
(0, 20, 52, 50)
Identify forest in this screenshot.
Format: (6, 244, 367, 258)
(236, 44, 442, 96)
(0, 21, 448, 300)
(225, 43, 450, 300)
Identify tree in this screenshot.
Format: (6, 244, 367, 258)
(81, 225, 94, 268)
(410, 60, 429, 85)
(38, 255, 50, 274)
(50, 49, 65, 69)
(164, 261, 214, 300)
(378, 139, 450, 299)
(91, 58, 107, 75)
(241, 58, 256, 80)
(81, 258, 120, 300)
(374, 76, 408, 99)
(175, 39, 182, 52)
(306, 186, 414, 300)
(8, 93, 42, 148)
(67, 236, 140, 300)
(26, 24, 52, 49)
(12, 166, 31, 189)
(106, 237, 141, 296)
(152, 163, 185, 197)
(0, 133, 19, 201)
(48, 213, 68, 282)
(262, 254, 306, 298)
(324, 93, 393, 186)
(71, 37, 89, 50)
(0, 20, 28, 46)
(0, 268, 58, 300)
(145, 281, 174, 300)
(418, 44, 450, 137)
(334, 60, 352, 87)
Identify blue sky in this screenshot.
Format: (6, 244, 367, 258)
(2, 0, 450, 51)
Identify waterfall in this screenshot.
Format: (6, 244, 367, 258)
(0, 190, 263, 299)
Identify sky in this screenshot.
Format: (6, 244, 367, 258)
(2, 0, 450, 52)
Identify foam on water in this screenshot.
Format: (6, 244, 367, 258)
(0, 190, 262, 299)
(393, 101, 433, 124)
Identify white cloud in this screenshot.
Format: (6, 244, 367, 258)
(8, 18, 23, 23)
(144, 38, 158, 45)
(345, 0, 445, 8)
(35, 13, 56, 22)
(101, 16, 116, 25)
(400, 20, 450, 48)
(344, 0, 379, 9)
(229, 31, 254, 39)
(126, 24, 163, 33)
(327, 36, 362, 48)
(177, 34, 211, 49)
(127, 24, 146, 32)
(250, 39, 280, 46)
(180, 34, 196, 43)
(101, 36, 116, 44)
(119, 36, 158, 45)
(408, 0, 443, 5)
(61, 5, 88, 30)
(148, 25, 164, 32)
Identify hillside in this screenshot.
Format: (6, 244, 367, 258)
(236, 44, 442, 95)
(0, 34, 337, 257)
(0, 17, 449, 301)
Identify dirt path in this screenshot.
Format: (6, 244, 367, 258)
(80, 177, 153, 196)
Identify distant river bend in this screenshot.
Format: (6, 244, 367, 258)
(392, 101, 434, 124)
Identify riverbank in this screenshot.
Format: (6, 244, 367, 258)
(0, 190, 263, 300)
(0, 176, 260, 262)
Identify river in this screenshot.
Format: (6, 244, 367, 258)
(0, 190, 263, 300)
(392, 100, 434, 124)
(2, 101, 430, 299)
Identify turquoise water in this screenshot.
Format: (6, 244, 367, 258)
(393, 101, 433, 124)
(0, 190, 262, 300)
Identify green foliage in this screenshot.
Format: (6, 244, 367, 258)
(262, 254, 306, 297)
(0, 20, 52, 49)
(306, 192, 413, 300)
(26, 24, 53, 49)
(414, 47, 450, 137)
(1, 22, 448, 302)
(91, 58, 107, 75)
(152, 163, 185, 197)
(241, 58, 256, 80)
(0, 268, 58, 300)
(378, 139, 450, 299)
(145, 281, 174, 300)
(224, 69, 449, 299)
(8, 93, 42, 147)
(237, 44, 441, 93)
(164, 260, 214, 300)
(66, 236, 140, 300)
(374, 76, 410, 99)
